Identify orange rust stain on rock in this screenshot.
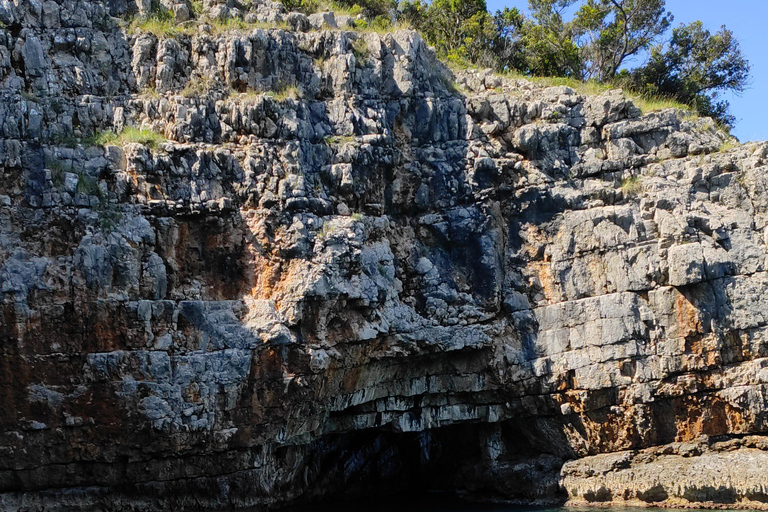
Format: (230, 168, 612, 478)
(675, 294, 701, 340)
(671, 395, 739, 442)
(530, 261, 562, 304)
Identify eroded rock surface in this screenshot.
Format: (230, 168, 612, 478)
(563, 436, 768, 508)
(1, 0, 768, 510)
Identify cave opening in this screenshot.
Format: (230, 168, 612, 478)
(283, 420, 566, 511)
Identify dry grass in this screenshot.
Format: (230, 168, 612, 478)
(130, 16, 187, 36)
(629, 94, 691, 115)
(719, 138, 742, 152)
(265, 84, 301, 101)
(350, 37, 369, 62)
(325, 135, 356, 144)
(492, 70, 693, 115)
(228, 89, 264, 104)
(621, 175, 644, 196)
(181, 74, 216, 98)
(209, 18, 290, 34)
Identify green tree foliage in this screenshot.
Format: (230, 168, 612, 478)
(574, 0, 673, 80)
(620, 21, 750, 127)
(400, 0, 499, 66)
(281, 0, 395, 16)
(516, 0, 582, 76)
(492, 7, 527, 72)
(335, 0, 396, 18)
(280, 0, 750, 129)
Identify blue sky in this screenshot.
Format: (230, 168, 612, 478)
(486, 0, 768, 141)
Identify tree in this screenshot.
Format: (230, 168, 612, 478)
(624, 21, 750, 127)
(492, 7, 527, 72)
(574, 0, 673, 80)
(516, 0, 582, 77)
(400, 0, 499, 67)
(334, 0, 397, 18)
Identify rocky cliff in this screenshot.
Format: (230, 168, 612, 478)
(2, 0, 768, 510)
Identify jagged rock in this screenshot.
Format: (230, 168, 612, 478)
(1, 0, 768, 510)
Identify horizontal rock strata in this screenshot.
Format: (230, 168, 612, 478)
(563, 436, 768, 509)
(1, 0, 768, 509)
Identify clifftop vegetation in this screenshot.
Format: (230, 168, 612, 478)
(283, 0, 750, 129)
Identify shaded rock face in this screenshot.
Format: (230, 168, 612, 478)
(1, 0, 768, 510)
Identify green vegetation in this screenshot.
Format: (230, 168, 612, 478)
(620, 175, 644, 196)
(719, 139, 742, 153)
(350, 37, 369, 62)
(88, 127, 167, 149)
(229, 89, 263, 104)
(265, 84, 301, 101)
(47, 160, 66, 187)
(615, 21, 750, 127)
(128, 0, 288, 36)
(181, 75, 215, 98)
(396, 0, 749, 129)
(325, 135, 356, 144)
(629, 95, 691, 116)
(97, 206, 123, 232)
(190, 0, 203, 18)
(127, 0, 749, 129)
(282, 0, 395, 17)
(76, 172, 102, 197)
(130, 15, 180, 36)
(129, 0, 180, 36)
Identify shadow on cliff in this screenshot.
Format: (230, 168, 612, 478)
(0, 11, 580, 509)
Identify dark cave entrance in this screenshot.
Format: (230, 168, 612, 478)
(282, 421, 566, 510)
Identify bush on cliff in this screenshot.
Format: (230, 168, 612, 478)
(391, 0, 749, 129)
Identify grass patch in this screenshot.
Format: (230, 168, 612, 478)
(141, 87, 162, 99)
(620, 175, 644, 196)
(88, 127, 167, 149)
(719, 138, 741, 152)
(130, 16, 184, 36)
(353, 17, 410, 34)
(98, 205, 123, 232)
(208, 18, 290, 34)
(325, 135, 356, 144)
(266, 84, 301, 101)
(490, 69, 692, 115)
(229, 89, 263, 104)
(50, 133, 82, 148)
(350, 37, 369, 62)
(48, 160, 66, 187)
(628, 94, 691, 115)
(76, 172, 102, 197)
(181, 74, 216, 98)
(116, 127, 166, 148)
(525, 75, 612, 97)
(190, 0, 203, 17)
(128, 0, 184, 36)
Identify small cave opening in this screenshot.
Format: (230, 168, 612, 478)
(282, 420, 566, 511)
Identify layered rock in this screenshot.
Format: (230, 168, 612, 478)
(1, 0, 768, 509)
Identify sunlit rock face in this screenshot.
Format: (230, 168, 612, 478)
(2, 0, 768, 510)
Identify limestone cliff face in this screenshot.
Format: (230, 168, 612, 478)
(2, 0, 768, 510)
